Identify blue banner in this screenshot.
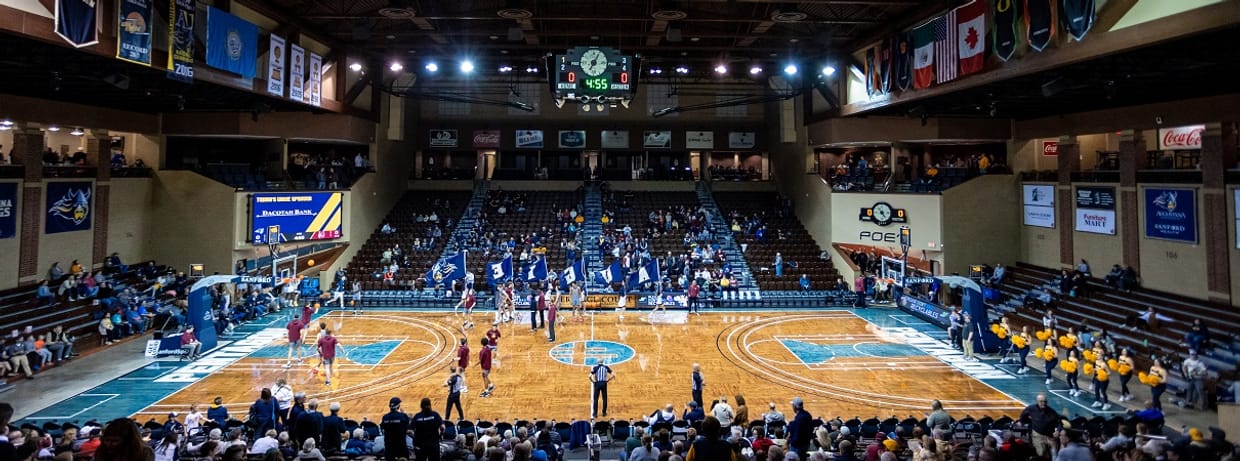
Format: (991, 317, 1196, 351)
(1145, 188, 1197, 243)
(426, 251, 467, 286)
(896, 295, 951, 328)
(0, 183, 15, 239)
(166, 0, 195, 82)
(487, 253, 513, 284)
(628, 259, 660, 286)
(117, 0, 153, 65)
(594, 260, 623, 285)
(251, 192, 342, 244)
(561, 259, 584, 289)
(45, 182, 92, 234)
(524, 256, 548, 282)
(206, 7, 258, 78)
(55, 0, 99, 48)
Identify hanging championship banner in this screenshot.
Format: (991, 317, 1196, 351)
(206, 7, 258, 78)
(893, 32, 913, 91)
(878, 37, 893, 94)
(267, 34, 285, 96)
(308, 52, 322, 106)
(166, 0, 195, 82)
(994, 0, 1019, 61)
(117, 0, 153, 66)
(56, 0, 99, 48)
(1060, 0, 1095, 41)
(1025, 0, 1056, 52)
(289, 44, 305, 102)
(864, 46, 878, 97)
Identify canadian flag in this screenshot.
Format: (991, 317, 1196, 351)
(956, 0, 986, 76)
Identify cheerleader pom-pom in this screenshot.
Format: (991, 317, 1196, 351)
(991, 324, 1002, 335)
(1034, 348, 1045, 360)
(1083, 363, 1094, 375)
(1058, 336, 1073, 349)
(1082, 350, 1096, 363)
(1107, 358, 1119, 370)
(1036, 330, 1052, 341)
(1118, 364, 1133, 375)
(1138, 372, 1150, 385)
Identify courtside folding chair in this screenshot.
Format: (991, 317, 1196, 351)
(593, 420, 613, 448)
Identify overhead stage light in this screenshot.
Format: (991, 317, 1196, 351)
(498, 65, 514, 73)
(821, 65, 836, 77)
(70, 127, 85, 136)
(349, 62, 363, 72)
(674, 66, 689, 75)
(459, 60, 475, 74)
(714, 64, 727, 75)
(389, 62, 403, 72)
(783, 64, 798, 75)
(749, 66, 763, 75)
(424, 62, 439, 72)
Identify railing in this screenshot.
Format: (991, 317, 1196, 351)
(110, 167, 153, 178)
(1136, 169, 1202, 184)
(1018, 171, 1057, 182)
(43, 166, 97, 178)
(0, 165, 21, 179)
(1070, 170, 1119, 183)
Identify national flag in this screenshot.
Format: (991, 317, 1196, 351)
(562, 259, 584, 288)
(594, 260, 623, 286)
(956, 0, 986, 76)
(893, 32, 913, 91)
(487, 253, 513, 284)
(935, 11, 958, 84)
(629, 259, 661, 287)
(425, 251, 467, 286)
(1060, 0, 1095, 41)
(1025, 0, 1056, 52)
(524, 256, 548, 282)
(994, 0, 1020, 62)
(912, 20, 936, 89)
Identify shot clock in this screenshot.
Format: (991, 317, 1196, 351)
(551, 46, 637, 101)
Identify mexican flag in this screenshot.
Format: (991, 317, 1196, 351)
(912, 20, 935, 89)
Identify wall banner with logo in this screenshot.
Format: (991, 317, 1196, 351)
(308, 52, 322, 106)
(428, 129, 458, 148)
(117, 0, 153, 65)
(1157, 124, 1204, 150)
(685, 131, 714, 149)
(205, 7, 258, 78)
(1041, 139, 1058, 156)
(45, 181, 93, 234)
(0, 183, 16, 239)
(601, 130, 629, 149)
(728, 132, 756, 149)
(166, 0, 195, 82)
(288, 44, 304, 101)
(55, 0, 100, 48)
(559, 130, 586, 149)
(1075, 186, 1116, 235)
(1144, 188, 1196, 243)
(516, 130, 544, 149)
(472, 130, 500, 148)
(643, 131, 671, 149)
(267, 34, 285, 96)
(1022, 184, 1055, 228)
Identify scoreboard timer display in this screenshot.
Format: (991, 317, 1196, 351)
(553, 46, 637, 100)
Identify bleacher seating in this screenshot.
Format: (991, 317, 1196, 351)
(993, 262, 1239, 395)
(713, 192, 840, 291)
(462, 190, 582, 289)
(341, 191, 470, 291)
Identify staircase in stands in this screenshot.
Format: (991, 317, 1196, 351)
(694, 181, 758, 291)
(581, 182, 604, 288)
(441, 180, 489, 259)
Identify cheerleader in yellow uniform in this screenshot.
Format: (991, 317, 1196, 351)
(1087, 357, 1113, 410)
(1060, 349, 1082, 396)
(1113, 348, 1136, 402)
(991, 318, 1014, 364)
(1058, 327, 1079, 353)
(1036, 340, 1059, 385)
(1139, 359, 1168, 410)
(1012, 326, 1032, 374)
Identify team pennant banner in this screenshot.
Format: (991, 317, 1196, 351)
(117, 0, 153, 66)
(166, 0, 195, 82)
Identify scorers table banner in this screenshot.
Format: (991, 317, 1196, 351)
(251, 192, 343, 244)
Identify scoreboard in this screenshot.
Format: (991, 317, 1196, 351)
(552, 46, 637, 101)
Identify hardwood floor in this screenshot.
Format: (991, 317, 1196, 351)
(140, 310, 1024, 423)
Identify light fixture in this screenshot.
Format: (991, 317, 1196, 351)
(385, 34, 396, 40)
(498, 65, 514, 73)
(70, 127, 85, 136)
(714, 64, 727, 75)
(389, 62, 403, 72)
(820, 65, 836, 77)
(590, 35, 600, 41)
(349, 62, 363, 72)
(459, 60, 475, 74)
(0, 119, 12, 126)
(674, 66, 690, 74)
(690, 37, 701, 42)
(424, 62, 439, 72)
(749, 66, 763, 75)
(649, 67, 663, 75)
(0, 125, 10, 131)
(525, 66, 539, 74)
(783, 64, 798, 75)
(489, 35, 499, 40)
(46, 125, 60, 132)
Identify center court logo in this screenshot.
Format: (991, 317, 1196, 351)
(548, 340, 634, 367)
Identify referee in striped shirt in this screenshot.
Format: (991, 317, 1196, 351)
(590, 359, 615, 418)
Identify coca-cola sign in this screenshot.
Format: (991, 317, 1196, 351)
(1041, 140, 1058, 156)
(473, 130, 501, 148)
(1158, 124, 1204, 150)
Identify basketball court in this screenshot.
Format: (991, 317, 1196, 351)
(21, 306, 1034, 424)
